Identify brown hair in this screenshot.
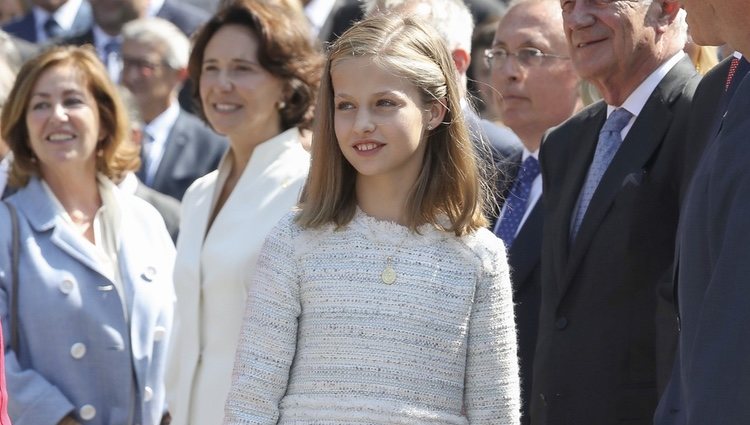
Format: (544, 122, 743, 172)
(188, 0, 323, 131)
(297, 14, 490, 236)
(0, 45, 139, 188)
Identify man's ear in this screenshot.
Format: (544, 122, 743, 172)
(452, 48, 471, 75)
(656, 0, 681, 29)
(176, 67, 189, 83)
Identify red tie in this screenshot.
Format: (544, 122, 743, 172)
(725, 57, 741, 92)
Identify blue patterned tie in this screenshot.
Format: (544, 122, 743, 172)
(43, 17, 63, 39)
(570, 107, 633, 240)
(495, 156, 540, 247)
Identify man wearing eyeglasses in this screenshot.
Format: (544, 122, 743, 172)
(530, 1, 705, 424)
(486, 1, 582, 424)
(121, 17, 226, 201)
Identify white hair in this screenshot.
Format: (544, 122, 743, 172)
(121, 17, 190, 69)
(362, 0, 474, 53)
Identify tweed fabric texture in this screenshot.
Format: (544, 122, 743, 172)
(570, 107, 633, 239)
(495, 156, 540, 247)
(224, 210, 521, 425)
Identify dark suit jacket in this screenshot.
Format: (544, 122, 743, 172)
(654, 59, 750, 425)
(134, 181, 180, 242)
(138, 109, 227, 201)
(156, 0, 209, 36)
(497, 153, 543, 425)
(531, 57, 702, 425)
(318, 0, 363, 43)
(2, 0, 92, 43)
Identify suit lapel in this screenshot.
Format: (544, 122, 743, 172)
(550, 105, 606, 293)
(151, 112, 187, 189)
(561, 58, 695, 295)
(508, 200, 543, 289)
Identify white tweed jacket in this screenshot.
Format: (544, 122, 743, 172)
(224, 210, 521, 424)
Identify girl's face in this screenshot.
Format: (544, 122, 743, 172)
(25, 64, 102, 178)
(199, 24, 285, 146)
(331, 57, 444, 188)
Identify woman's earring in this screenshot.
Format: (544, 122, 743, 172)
(277, 101, 286, 110)
(427, 124, 433, 130)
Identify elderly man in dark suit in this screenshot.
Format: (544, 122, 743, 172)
(486, 1, 581, 423)
(120, 17, 226, 201)
(2, 0, 92, 43)
(531, 1, 705, 424)
(654, 0, 750, 423)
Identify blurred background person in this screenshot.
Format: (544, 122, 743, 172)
(0, 45, 174, 425)
(64, 0, 209, 84)
(0, 50, 16, 197)
(0, 0, 24, 25)
(165, 1, 322, 424)
(469, 16, 504, 125)
(117, 85, 181, 241)
(684, 34, 719, 75)
(486, 1, 581, 423)
(121, 17, 226, 201)
(2, 0, 92, 43)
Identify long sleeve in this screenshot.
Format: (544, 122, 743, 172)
(223, 217, 301, 424)
(464, 235, 521, 424)
(0, 203, 74, 425)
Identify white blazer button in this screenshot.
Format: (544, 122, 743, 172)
(144, 386, 154, 402)
(60, 279, 75, 295)
(70, 343, 87, 359)
(153, 326, 166, 342)
(142, 266, 157, 282)
(79, 404, 96, 420)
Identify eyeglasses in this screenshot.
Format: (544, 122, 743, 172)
(121, 56, 168, 73)
(484, 47, 569, 68)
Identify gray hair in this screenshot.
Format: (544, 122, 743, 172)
(362, 0, 474, 53)
(121, 17, 190, 69)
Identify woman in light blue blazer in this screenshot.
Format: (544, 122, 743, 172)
(0, 46, 175, 425)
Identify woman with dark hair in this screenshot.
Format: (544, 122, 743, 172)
(165, 1, 323, 424)
(0, 45, 175, 425)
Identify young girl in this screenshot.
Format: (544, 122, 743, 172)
(223, 14, 520, 425)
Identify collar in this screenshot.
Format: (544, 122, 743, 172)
(147, 0, 165, 17)
(143, 101, 180, 142)
(118, 172, 139, 195)
(93, 25, 122, 51)
(521, 148, 539, 162)
(32, 0, 82, 33)
(304, 0, 336, 34)
(607, 51, 686, 118)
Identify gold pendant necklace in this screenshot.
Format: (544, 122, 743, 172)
(381, 256, 397, 285)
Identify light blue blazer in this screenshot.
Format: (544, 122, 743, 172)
(0, 176, 175, 425)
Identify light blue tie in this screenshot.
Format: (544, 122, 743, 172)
(570, 108, 633, 240)
(495, 156, 540, 247)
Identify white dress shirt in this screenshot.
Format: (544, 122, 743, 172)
(31, 0, 82, 42)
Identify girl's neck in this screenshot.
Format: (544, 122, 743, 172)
(42, 167, 102, 243)
(355, 175, 412, 225)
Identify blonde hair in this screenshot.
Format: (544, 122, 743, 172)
(1, 45, 139, 187)
(297, 14, 489, 236)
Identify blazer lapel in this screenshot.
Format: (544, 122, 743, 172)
(16, 178, 111, 279)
